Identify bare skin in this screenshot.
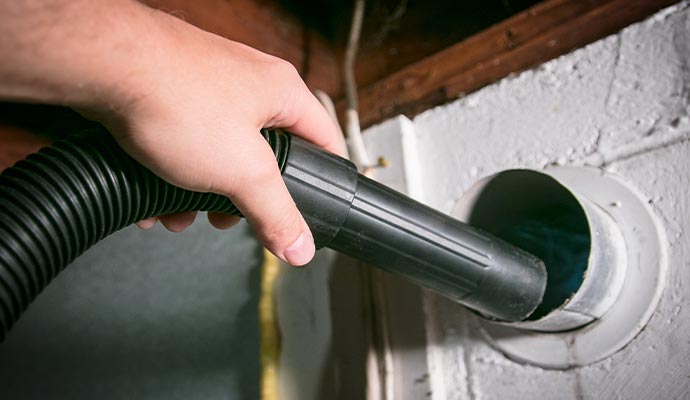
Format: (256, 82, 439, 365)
(0, 0, 343, 266)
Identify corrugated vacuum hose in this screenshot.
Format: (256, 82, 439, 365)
(0, 127, 546, 340)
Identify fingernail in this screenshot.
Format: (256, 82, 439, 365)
(282, 231, 315, 266)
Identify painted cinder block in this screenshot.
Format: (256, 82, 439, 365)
(275, 4, 689, 399)
(363, 3, 690, 399)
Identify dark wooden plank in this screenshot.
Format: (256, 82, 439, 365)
(346, 0, 544, 97)
(144, 0, 341, 94)
(343, 0, 679, 128)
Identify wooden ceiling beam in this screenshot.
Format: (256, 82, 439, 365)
(143, 0, 341, 95)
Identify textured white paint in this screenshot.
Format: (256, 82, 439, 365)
(364, 116, 424, 202)
(411, 2, 690, 214)
(364, 2, 690, 398)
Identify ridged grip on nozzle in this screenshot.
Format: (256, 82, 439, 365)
(334, 177, 546, 321)
(282, 136, 547, 322)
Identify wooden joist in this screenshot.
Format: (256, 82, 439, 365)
(142, 0, 340, 94)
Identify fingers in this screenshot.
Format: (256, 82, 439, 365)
(158, 211, 197, 232)
(136, 211, 240, 232)
(208, 212, 241, 230)
(289, 91, 344, 156)
(222, 131, 314, 266)
(136, 217, 158, 230)
(268, 64, 345, 157)
(136, 214, 194, 232)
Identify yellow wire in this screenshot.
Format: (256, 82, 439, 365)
(259, 249, 281, 400)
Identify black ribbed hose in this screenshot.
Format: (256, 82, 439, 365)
(0, 127, 288, 340)
(0, 126, 547, 340)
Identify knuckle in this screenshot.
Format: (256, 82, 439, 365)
(275, 59, 299, 76)
(267, 58, 300, 83)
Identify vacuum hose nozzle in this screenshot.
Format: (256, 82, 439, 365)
(0, 128, 545, 340)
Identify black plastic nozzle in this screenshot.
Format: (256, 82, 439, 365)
(281, 134, 546, 322)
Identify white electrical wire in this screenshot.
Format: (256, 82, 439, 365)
(343, 0, 373, 174)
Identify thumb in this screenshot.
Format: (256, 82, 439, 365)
(222, 130, 314, 266)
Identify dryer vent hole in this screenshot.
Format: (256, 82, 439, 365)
(466, 171, 590, 321)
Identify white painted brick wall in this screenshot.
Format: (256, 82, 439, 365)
(365, 3, 690, 398)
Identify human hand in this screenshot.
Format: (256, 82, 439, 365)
(0, 0, 342, 265)
(95, 5, 343, 266)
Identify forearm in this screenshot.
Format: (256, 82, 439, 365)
(0, 0, 160, 116)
